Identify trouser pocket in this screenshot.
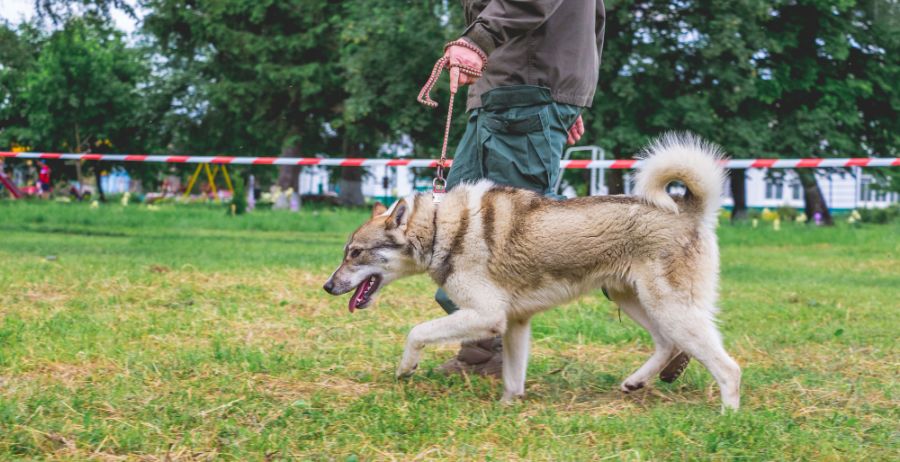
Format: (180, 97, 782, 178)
(479, 105, 556, 194)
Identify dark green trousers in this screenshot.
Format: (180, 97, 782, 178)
(435, 85, 582, 314)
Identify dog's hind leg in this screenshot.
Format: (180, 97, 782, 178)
(501, 317, 532, 403)
(640, 294, 741, 411)
(610, 289, 677, 393)
(396, 308, 507, 379)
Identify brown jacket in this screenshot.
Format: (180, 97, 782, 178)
(461, 0, 606, 110)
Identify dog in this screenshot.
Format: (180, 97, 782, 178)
(324, 133, 741, 410)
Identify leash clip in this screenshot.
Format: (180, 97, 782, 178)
(432, 177, 446, 204)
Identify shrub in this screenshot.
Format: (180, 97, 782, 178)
(229, 175, 248, 215)
(776, 206, 799, 221)
(856, 204, 900, 224)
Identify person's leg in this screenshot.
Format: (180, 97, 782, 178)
(433, 109, 506, 377)
(437, 87, 580, 378)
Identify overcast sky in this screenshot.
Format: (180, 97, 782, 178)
(0, 0, 140, 32)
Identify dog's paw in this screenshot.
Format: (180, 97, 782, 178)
(500, 391, 525, 404)
(620, 380, 645, 394)
(395, 363, 418, 379)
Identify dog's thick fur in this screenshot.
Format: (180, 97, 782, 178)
(324, 133, 741, 410)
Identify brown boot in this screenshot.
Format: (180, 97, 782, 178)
(659, 351, 691, 383)
(437, 336, 503, 378)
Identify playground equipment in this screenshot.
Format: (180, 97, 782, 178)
(183, 163, 234, 200)
(555, 145, 607, 196)
(0, 171, 23, 199)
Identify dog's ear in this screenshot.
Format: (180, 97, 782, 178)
(386, 199, 408, 229)
(371, 201, 388, 218)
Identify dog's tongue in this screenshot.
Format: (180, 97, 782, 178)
(348, 278, 374, 313)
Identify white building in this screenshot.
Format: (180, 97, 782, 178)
(718, 167, 898, 211)
(298, 164, 420, 199)
(298, 165, 330, 196)
(299, 164, 897, 211)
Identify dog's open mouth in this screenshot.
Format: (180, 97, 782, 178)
(349, 274, 382, 312)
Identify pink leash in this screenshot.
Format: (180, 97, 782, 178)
(417, 39, 488, 202)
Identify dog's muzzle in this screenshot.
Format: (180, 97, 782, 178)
(323, 279, 336, 294)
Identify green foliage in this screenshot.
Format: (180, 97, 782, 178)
(229, 173, 247, 215)
(139, 0, 460, 171)
(21, 18, 145, 152)
(760, 0, 898, 159)
(1, 0, 897, 207)
(0, 21, 40, 146)
(33, 0, 137, 25)
(856, 204, 900, 224)
(142, 0, 347, 156)
(588, 0, 898, 162)
(775, 205, 799, 221)
(338, 0, 458, 154)
(588, 0, 774, 159)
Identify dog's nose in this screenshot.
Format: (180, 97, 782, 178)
(323, 280, 335, 294)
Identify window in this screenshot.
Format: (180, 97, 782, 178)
(765, 181, 783, 200)
(791, 182, 802, 200)
(860, 177, 873, 201)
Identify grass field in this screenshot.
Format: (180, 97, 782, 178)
(0, 200, 897, 460)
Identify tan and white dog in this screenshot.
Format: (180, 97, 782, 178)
(324, 134, 741, 410)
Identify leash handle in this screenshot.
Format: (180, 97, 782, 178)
(416, 39, 487, 108)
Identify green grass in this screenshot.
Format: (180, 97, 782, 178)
(0, 200, 897, 460)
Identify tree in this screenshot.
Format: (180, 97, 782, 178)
(586, 0, 771, 216)
(19, 17, 146, 199)
(33, 0, 136, 24)
(337, 0, 458, 204)
(143, 0, 347, 203)
(143, 0, 463, 205)
(587, 0, 897, 224)
(0, 21, 39, 148)
(755, 0, 899, 225)
(23, 18, 144, 151)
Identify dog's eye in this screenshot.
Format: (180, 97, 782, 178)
(349, 249, 361, 258)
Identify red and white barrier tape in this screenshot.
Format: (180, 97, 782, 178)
(2, 152, 898, 169)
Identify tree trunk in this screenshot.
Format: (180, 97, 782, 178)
(277, 143, 301, 191)
(607, 169, 625, 195)
(729, 169, 748, 222)
(797, 170, 833, 225)
(74, 126, 85, 199)
(94, 164, 106, 202)
(338, 139, 365, 206)
(75, 160, 84, 199)
(274, 143, 301, 211)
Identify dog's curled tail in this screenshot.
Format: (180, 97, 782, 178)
(634, 132, 726, 225)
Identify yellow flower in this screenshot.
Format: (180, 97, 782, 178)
(761, 208, 779, 221)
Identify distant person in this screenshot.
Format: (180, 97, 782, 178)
(38, 160, 52, 199)
(26, 160, 37, 188)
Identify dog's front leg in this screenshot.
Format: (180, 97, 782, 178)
(501, 317, 531, 403)
(397, 309, 507, 378)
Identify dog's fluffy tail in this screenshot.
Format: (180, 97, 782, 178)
(634, 132, 725, 225)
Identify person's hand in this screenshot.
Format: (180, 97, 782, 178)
(443, 43, 484, 86)
(566, 115, 585, 145)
